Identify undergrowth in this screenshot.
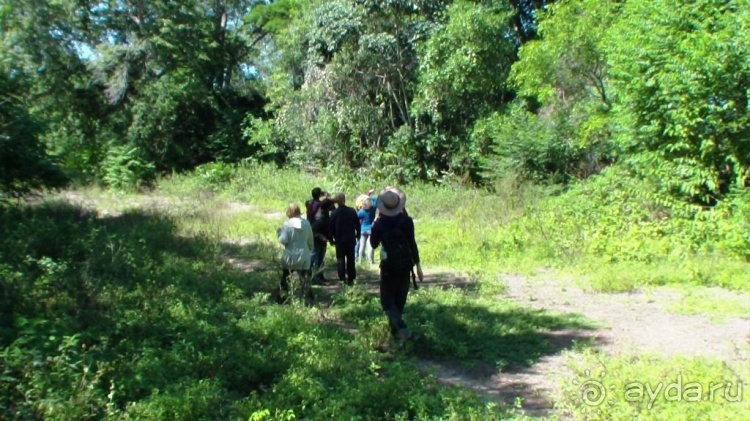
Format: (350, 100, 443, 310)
(2, 163, 748, 419)
(0, 191, 534, 420)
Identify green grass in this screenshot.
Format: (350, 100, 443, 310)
(3, 164, 749, 420)
(666, 286, 750, 322)
(558, 349, 750, 421)
(152, 163, 750, 295)
(333, 283, 594, 370)
(0, 179, 542, 420)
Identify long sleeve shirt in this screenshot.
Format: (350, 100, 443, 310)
(278, 217, 314, 270)
(329, 205, 361, 246)
(370, 213, 420, 265)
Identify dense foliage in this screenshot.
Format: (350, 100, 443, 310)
(2, 0, 748, 204)
(608, 0, 750, 204)
(0, 72, 67, 195)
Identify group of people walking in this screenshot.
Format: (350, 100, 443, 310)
(276, 186, 424, 343)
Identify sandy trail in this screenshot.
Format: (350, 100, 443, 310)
(420, 273, 750, 419)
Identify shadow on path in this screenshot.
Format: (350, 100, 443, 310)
(296, 264, 600, 418)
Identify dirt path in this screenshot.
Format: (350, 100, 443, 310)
(269, 264, 749, 418)
(420, 273, 750, 419)
(52, 192, 750, 419)
(503, 274, 750, 362)
(222, 238, 750, 419)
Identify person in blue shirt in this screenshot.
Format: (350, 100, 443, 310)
(357, 193, 378, 264)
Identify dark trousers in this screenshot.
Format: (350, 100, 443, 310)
(310, 240, 327, 281)
(379, 266, 411, 337)
(335, 241, 356, 284)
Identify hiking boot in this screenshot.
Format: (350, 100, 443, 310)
(397, 327, 411, 346)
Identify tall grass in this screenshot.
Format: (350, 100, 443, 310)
(161, 163, 750, 292)
(3, 163, 748, 420)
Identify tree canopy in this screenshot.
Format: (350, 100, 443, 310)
(1, 0, 749, 205)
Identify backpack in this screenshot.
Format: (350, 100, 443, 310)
(381, 221, 414, 272)
(305, 199, 320, 221)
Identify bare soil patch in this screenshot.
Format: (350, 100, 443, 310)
(224, 201, 284, 220)
(502, 274, 750, 363)
(53, 190, 185, 216)
(422, 273, 750, 419)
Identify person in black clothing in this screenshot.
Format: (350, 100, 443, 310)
(306, 187, 329, 276)
(305, 187, 323, 221)
(329, 192, 360, 285)
(370, 187, 424, 344)
(310, 198, 335, 284)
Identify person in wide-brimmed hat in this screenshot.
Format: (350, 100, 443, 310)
(370, 187, 423, 345)
(376, 187, 406, 216)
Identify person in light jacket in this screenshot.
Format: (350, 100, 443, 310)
(278, 203, 315, 305)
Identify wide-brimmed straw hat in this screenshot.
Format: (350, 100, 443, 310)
(377, 187, 406, 217)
